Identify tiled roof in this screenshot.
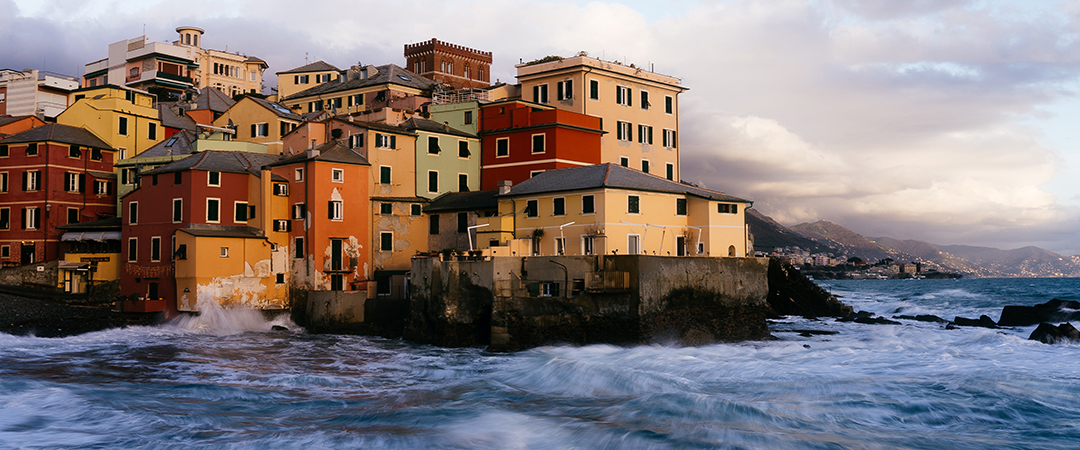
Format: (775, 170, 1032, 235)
(0, 115, 37, 127)
(283, 64, 435, 100)
(156, 103, 198, 130)
(177, 224, 264, 239)
(140, 150, 285, 176)
(134, 129, 197, 158)
(245, 56, 268, 67)
(267, 141, 370, 167)
(425, 190, 498, 213)
(400, 117, 476, 138)
(329, 117, 415, 136)
(195, 87, 236, 113)
(277, 60, 340, 75)
(248, 97, 303, 121)
(0, 123, 112, 149)
(56, 217, 122, 231)
(503, 163, 752, 203)
(369, 196, 430, 203)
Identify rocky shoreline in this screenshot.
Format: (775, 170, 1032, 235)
(0, 291, 162, 338)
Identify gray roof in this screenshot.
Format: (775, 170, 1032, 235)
(267, 141, 370, 167)
(195, 87, 236, 113)
(0, 123, 112, 149)
(277, 60, 340, 75)
(135, 129, 198, 158)
(400, 117, 476, 138)
(156, 103, 198, 130)
(284, 64, 435, 101)
(248, 96, 303, 121)
(425, 190, 498, 213)
(369, 196, 429, 203)
(245, 56, 268, 67)
(503, 163, 752, 203)
(178, 224, 265, 239)
(0, 115, 38, 127)
(140, 150, 285, 177)
(56, 217, 121, 231)
(329, 117, 416, 136)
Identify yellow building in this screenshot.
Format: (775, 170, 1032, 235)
(275, 61, 341, 101)
(280, 64, 435, 117)
(174, 226, 289, 310)
(56, 218, 122, 294)
(481, 163, 753, 258)
(57, 85, 163, 160)
(213, 96, 303, 154)
(515, 55, 687, 183)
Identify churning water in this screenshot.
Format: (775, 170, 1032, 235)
(2, 279, 1079, 449)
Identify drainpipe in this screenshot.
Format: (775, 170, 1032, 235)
(550, 259, 569, 298)
(304, 157, 311, 279)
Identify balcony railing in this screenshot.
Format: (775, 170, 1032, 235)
(157, 71, 193, 84)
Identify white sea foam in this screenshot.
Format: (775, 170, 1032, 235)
(166, 294, 296, 335)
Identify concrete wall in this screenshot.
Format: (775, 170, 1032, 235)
(0, 260, 59, 289)
(294, 287, 407, 336)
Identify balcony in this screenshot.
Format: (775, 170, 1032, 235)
(157, 71, 193, 84)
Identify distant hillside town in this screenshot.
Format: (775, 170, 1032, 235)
(1, 28, 757, 317)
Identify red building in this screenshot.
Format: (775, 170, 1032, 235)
(0, 124, 116, 266)
(404, 38, 492, 89)
(478, 100, 604, 190)
(120, 150, 284, 313)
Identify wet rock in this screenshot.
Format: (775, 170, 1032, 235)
(952, 315, 999, 329)
(767, 257, 853, 318)
(271, 325, 289, 331)
(1028, 322, 1080, 344)
(792, 329, 839, 337)
(837, 311, 901, 325)
(893, 314, 949, 323)
(998, 299, 1080, 327)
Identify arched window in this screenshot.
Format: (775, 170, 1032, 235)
(728, 245, 736, 257)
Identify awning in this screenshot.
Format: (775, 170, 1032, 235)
(61, 231, 122, 242)
(154, 79, 193, 89)
(58, 261, 89, 270)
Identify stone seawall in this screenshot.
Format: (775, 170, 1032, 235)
(407, 255, 771, 352)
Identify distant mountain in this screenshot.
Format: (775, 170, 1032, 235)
(749, 212, 1080, 278)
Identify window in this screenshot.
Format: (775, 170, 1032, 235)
(458, 174, 469, 192)
(293, 203, 306, 219)
(530, 170, 545, 178)
(380, 166, 392, 185)
(294, 237, 305, 258)
(582, 236, 594, 255)
(349, 94, 364, 107)
(619, 157, 628, 167)
(429, 215, 440, 235)
(616, 86, 631, 106)
(65, 172, 84, 193)
(0, 145, 7, 157)
(220, 247, 229, 258)
(531, 134, 545, 153)
(666, 163, 674, 181)
(171, 199, 182, 222)
(128, 202, 139, 224)
(628, 195, 640, 214)
(663, 129, 677, 148)
(91, 148, 103, 161)
(380, 203, 393, 215)
(616, 121, 632, 141)
(273, 219, 291, 232)
(276, 273, 284, 284)
(428, 171, 439, 193)
(581, 195, 594, 214)
(641, 160, 650, 173)
(25, 143, 38, 156)
(676, 198, 687, 216)
(375, 133, 396, 149)
(411, 204, 422, 216)
(207, 198, 220, 222)
(330, 239, 343, 271)
(151, 237, 161, 262)
(294, 168, 304, 181)
(428, 136, 440, 154)
(332, 168, 344, 183)
(525, 199, 538, 218)
(0, 246, 7, 258)
(251, 122, 269, 138)
(637, 125, 653, 144)
(557, 79, 573, 100)
(296, 74, 309, 84)
(589, 80, 599, 100)
(234, 201, 249, 222)
(148, 123, 157, 140)
(555, 237, 566, 255)
(118, 117, 128, 135)
(208, 171, 220, 187)
(67, 207, 79, 224)
(273, 183, 288, 196)
(69, 145, 81, 158)
(496, 138, 509, 157)
(128, 238, 137, 262)
(553, 197, 565, 216)
(640, 91, 650, 110)
(151, 174, 158, 186)
(328, 200, 343, 221)
(380, 232, 393, 251)
(718, 203, 739, 214)
(22, 170, 40, 191)
(464, 111, 473, 124)
(628, 234, 641, 255)
(665, 96, 673, 114)
(532, 84, 549, 103)
(174, 172, 182, 185)
(21, 207, 40, 230)
(349, 134, 363, 149)
(0, 172, 6, 192)
(457, 212, 468, 233)
(0, 208, 8, 230)
(458, 141, 470, 158)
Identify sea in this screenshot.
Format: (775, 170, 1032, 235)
(2, 278, 1079, 450)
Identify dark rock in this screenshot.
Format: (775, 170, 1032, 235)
(1028, 322, 1080, 344)
(953, 315, 999, 329)
(998, 299, 1080, 327)
(792, 329, 839, 336)
(271, 325, 289, 331)
(854, 316, 902, 325)
(767, 257, 853, 318)
(893, 314, 949, 323)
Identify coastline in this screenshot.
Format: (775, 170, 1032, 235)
(0, 291, 162, 338)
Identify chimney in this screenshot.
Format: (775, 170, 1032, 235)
(498, 180, 512, 195)
(306, 149, 321, 158)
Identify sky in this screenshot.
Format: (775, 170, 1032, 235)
(2, 0, 1078, 256)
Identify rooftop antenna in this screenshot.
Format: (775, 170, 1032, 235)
(305, 52, 309, 65)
